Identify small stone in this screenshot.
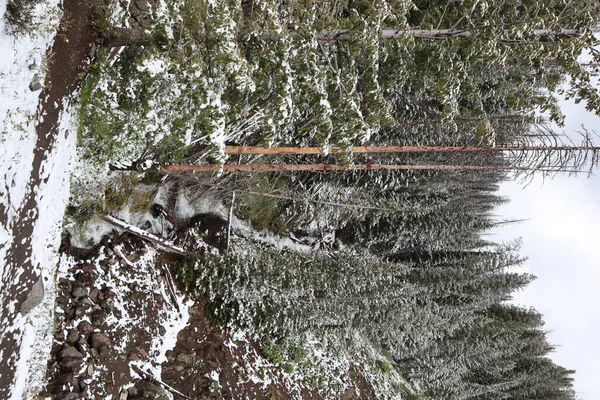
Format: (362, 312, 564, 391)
(89, 288, 100, 302)
(90, 348, 100, 359)
(138, 347, 148, 358)
(176, 353, 195, 365)
(61, 356, 83, 370)
(75, 271, 93, 285)
(90, 332, 111, 349)
(119, 390, 128, 400)
(127, 253, 141, 263)
(158, 325, 166, 335)
(54, 329, 66, 341)
(59, 345, 83, 360)
(80, 298, 94, 306)
(91, 309, 105, 325)
(77, 321, 93, 335)
(58, 392, 80, 400)
(20, 275, 44, 314)
(74, 305, 86, 318)
(66, 330, 80, 344)
(28, 61, 36, 70)
(55, 371, 78, 387)
(81, 263, 95, 273)
(87, 363, 94, 375)
(136, 0, 151, 11)
(29, 74, 42, 91)
(72, 281, 88, 298)
(58, 278, 72, 292)
(108, 258, 118, 266)
(103, 288, 116, 300)
(128, 351, 140, 361)
(98, 345, 109, 359)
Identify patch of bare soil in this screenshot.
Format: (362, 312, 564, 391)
(45, 230, 379, 400)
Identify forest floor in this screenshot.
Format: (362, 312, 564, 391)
(44, 231, 377, 400)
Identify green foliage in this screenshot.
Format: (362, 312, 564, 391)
(234, 175, 294, 233)
(4, 0, 41, 34)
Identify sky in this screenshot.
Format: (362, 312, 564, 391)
(495, 92, 600, 399)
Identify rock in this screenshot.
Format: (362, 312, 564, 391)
(119, 390, 128, 400)
(136, 0, 151, 11)
(75, 271, 94, 285)
(81, 263, 95, 273)
(75, 304, 87, 318)
(20, 275, 45, 314)
(66, 330, 81, 344)
(89, 288, 100, 302)
(176, 353, 195, 365)
(59, 345, 84, 360)
(87, 363, 94, 375)
(28, 60, 36, 70)
(90, 348, 99, 359)
(98, 345, 109, 359)
(59, 278, 72, 292)
(54, 328, 66, 341)
(58, 393, 80, 400)
(80, 298, 94, 306)
(138, 347, 148, 358)
(127, 253, 141, 263)
(158, 325, 166, 335)
(128, 386, 139, 396)
(128, 351, 140, 361)
(56, 295, 69, 308)
(54, 371, 78, 387)
(77, 321, 93, 335)
(165, 350, 175, 362)
(103, 288, 116, 300)
(129, 5, 141, 17)
(29, 74, 43, 91)
(91, 309, 105, 325)
(137, 14, 152, 28)
(90, 332, 111, 349)
(72, 281, 88, 298)
(61, 356, 83, 370)
(64, 306, 76, 321)
(136, 381, 169, 400)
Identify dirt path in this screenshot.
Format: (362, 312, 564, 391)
(0, 0, 98, 395)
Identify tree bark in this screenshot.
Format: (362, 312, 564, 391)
(224, 145, 600, 155)
(129, 163, 540, 174)
(317, 27, 600, 41)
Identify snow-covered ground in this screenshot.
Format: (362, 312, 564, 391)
(0, 1, 77, 398)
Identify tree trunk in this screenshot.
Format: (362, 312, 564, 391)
(114, 162, 540, 174)
(317, 27, 600, 41)
(224, 145, 600, 155)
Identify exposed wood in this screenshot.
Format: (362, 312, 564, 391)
(224, 145, 600, 155)
(102, 214, 188, 255)
(142, 163, 543, 173)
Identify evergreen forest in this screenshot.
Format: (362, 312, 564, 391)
(61, 0, 600, 398)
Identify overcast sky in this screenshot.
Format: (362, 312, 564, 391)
(495, 91, 600, 399)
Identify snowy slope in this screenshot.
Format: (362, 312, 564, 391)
(0, 1, 77, 398)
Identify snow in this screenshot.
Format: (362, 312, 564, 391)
(0, 0, 77, 397)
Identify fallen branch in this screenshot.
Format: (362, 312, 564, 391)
(102, 214, 187, 256)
